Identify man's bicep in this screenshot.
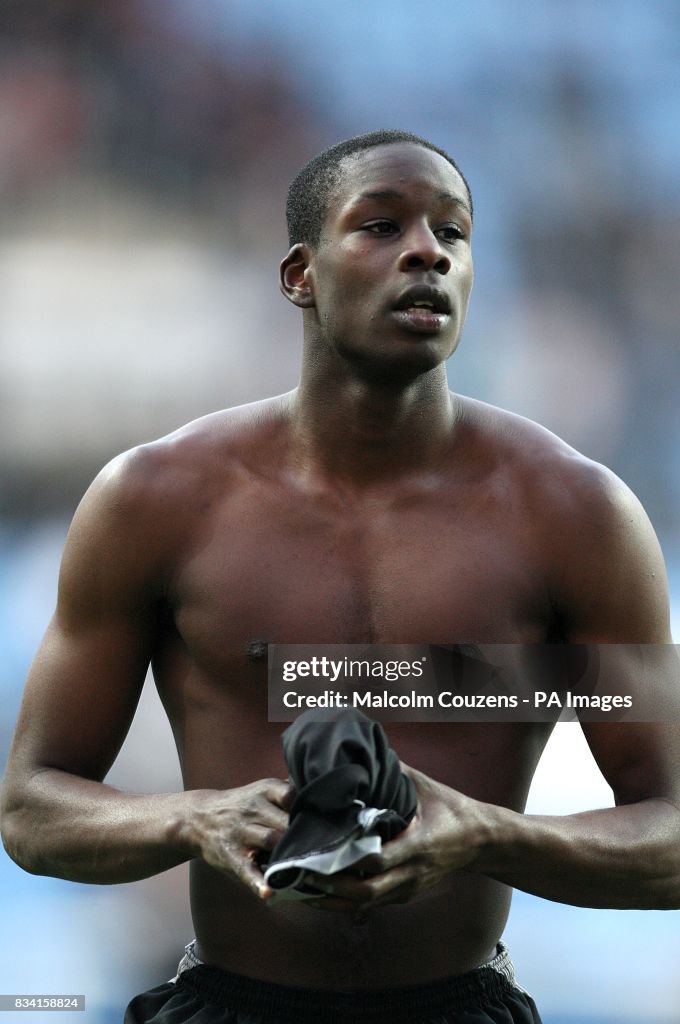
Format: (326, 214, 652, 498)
(13, 610, 155, 782)
(581, 719, 680, 807)
(551, 468, 671, 643)
(6, 454, 166, 784)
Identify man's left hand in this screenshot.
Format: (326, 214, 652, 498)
(304, 763, 492, 914)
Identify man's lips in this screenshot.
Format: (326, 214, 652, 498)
(392, 284, 451, 315)
(389, 284, 452, 333)
(390, 307, 451, 334)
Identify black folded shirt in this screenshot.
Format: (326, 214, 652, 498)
(264, 709, 417, 900)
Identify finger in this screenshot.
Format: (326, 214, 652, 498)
(241, 823, 285, 853)
(307, 867, 420, 912)
(329, 863, 418, 907)
(222, 845, 273, 899)
(305, 872, 373, 903)
(279, 783, 295, 812)
(245, 794, 290, 833)
(357, 863, 417, 902)
(397, 763, 428, 809)
(264, 779, 295, 810)
(398, 761, 429, 786)
(348, 852, 385, 876)
(374, 823, 423, 871)
(359, 878, 418, 911)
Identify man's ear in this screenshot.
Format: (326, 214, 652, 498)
(279, 244, 315, 308)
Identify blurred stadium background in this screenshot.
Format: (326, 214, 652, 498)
(1, 2, 679, 1021)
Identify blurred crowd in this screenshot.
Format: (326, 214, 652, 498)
(1, 2, 679, 1021)
(1, 1, 679, 539)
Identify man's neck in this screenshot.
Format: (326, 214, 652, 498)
(289, 359, 458, 487)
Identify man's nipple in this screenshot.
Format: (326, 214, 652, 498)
(247, 640, 268, 662)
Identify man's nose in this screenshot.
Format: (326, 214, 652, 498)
(398, 224, 451, 275)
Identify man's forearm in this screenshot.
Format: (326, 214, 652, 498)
(0, 768, 197, 884)
(475, 797, 680, 909)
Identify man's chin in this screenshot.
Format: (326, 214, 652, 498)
(336, 341, 449, 385)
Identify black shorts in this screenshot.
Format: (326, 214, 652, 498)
(124, 945, 542, 1024)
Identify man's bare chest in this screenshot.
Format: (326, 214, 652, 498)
(168, 482, 549, 676)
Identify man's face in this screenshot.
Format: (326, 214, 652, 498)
(306, 143, 474, 380)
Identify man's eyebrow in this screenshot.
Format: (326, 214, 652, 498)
(353, 189, 471, 215)
(356, 189, 405, 203)
(437, 191, 471, 215)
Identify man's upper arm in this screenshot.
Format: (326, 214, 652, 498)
(549, 461, 670, 644)
(5, 449, 170, 788)
(547, 460, 680, 807)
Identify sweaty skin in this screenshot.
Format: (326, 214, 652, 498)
(2, 143, 680, 992)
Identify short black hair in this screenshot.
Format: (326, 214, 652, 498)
(286, 129, 473, 248)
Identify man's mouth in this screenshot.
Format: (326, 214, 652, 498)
(393, 284, 451, 314)
(391, 286, 452, 334)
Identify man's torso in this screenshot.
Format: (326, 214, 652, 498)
(141, 393, 572, 986)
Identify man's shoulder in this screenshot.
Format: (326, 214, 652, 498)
(70, 394, 292, 553)
(458, 398, 669, 639)
(457, 395, 640, 525)
(98, 394, 292, 501)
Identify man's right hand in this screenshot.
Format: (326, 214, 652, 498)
(184, 779, 293, 898)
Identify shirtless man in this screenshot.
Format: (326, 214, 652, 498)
(2, 130, 680, 1024)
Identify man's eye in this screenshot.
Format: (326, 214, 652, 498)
(364, 221, 397, 235)
(438, 225, 466, 243)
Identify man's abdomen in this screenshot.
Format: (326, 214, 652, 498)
(190, 861, 512, 988)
